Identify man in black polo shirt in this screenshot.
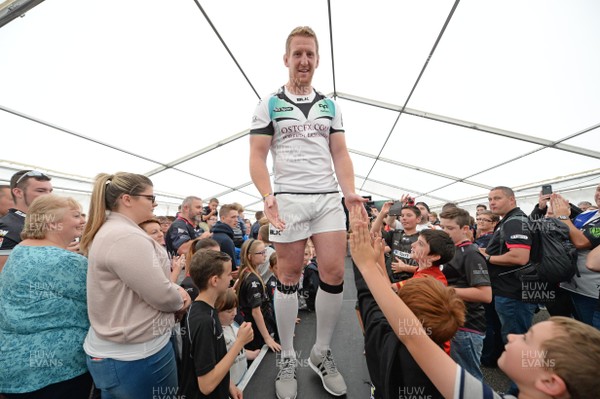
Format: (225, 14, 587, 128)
(0, 170, 53, 271)
(480, 186, 536, 342)
(166, 196, 211, 257)
(480, 186, 535, 395)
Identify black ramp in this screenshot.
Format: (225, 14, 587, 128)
(243, 255, 372, 398)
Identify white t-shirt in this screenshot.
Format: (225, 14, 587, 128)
(223, 323, 247, 385)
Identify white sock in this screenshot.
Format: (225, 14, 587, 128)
(274, 287, 298, 360)
(313, 286, 343, 355)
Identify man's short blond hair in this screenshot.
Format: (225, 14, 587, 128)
(286, 26, 319, 55)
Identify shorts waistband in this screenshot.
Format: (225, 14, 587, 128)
(274, 191, 339, 196)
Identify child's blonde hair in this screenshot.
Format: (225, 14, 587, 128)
(542, 316, 600, 399)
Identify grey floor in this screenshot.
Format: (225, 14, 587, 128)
(243, 256, 540, 398)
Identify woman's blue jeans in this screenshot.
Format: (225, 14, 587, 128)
(86, 342, 178, 399)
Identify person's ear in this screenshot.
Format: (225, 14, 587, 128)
(428, 253, 441, 264)
(283, 52, 289, 67)
(120, 194, 133, 208)
(534, 373, 568, 397)
(12, 187, 23, 200)
(209, 274, 219, 288)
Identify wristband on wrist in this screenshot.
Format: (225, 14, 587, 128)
(262, 192, 272, 201)
(485, 255, 491, 263)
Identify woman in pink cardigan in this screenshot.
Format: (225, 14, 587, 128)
(80, 172, 191, 398)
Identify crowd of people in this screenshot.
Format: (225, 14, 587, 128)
(2, 25, 600, 399)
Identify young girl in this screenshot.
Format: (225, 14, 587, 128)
(216, 288, 261, 386)
(234, 239, 281, 352)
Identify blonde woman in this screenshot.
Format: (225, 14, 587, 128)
(0, 194, 91, 398)
(80, 172, 191, 397)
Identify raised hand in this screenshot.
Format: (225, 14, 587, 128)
(349, 205, 378, 270)
(237, 321, 254, 345)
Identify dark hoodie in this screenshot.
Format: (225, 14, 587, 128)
(211, 221, 237, 268)
(354, 262, 443, 399)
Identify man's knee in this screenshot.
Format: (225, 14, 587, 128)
(318, 261, 344, 285)
(278, 267, 303, 286)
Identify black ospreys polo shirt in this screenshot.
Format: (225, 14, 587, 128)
(180, 301, 229, 399)
(165, 216, 202, 257)
(443, 241, 491, 333)
(0, 209, 26, 250)
(486, 207, 532, 300)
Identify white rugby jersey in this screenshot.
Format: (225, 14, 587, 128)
(250, 86, 344, 193)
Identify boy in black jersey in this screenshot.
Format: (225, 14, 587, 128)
(179, 250, 253, 399)
(439, 207, 492, 381)
(370, 200, 422, 282)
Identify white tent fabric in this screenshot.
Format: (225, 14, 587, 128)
(1, 0, 599, 216)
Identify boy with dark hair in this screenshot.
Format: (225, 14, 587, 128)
(371, 202, 422, 282)
(392, 229, 455, 292)
(179, 250, 253, 399)
(440, 207, 492, 381)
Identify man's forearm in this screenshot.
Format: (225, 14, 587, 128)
(249, 155, 272, 197)
(332, 151, 356, 197)
(563, 219, 592, 249)
(488, 250, 529, 266)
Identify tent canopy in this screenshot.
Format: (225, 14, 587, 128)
(1, 0, 599, 215)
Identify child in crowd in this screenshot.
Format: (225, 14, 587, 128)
(350, 204, 600, 399)
(439, 207, 492, 381)
(181, 238, 221, 301)
(371, 201, 422, 282)
(257, 223, 276, 282)
(179, 250, 253, 399)
(215, 288, 261, 386)
(234, 239, 281, 352)
(298, 242, 314, 310)
(391, 229, 454, 293)
(300, 241, 320, 311)
(355, 263, 464, 399)
(265, 252, 279, 312)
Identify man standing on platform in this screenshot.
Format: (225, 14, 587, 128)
(249, 26, 365, 399)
